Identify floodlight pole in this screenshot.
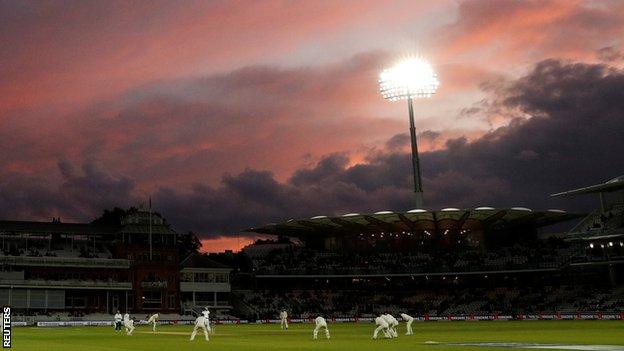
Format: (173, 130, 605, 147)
(407, 97, 424, 208)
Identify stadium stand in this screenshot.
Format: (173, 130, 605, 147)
(2, 176, 623, 323)
(233, 177, 624, 320)
(0, 210, 233, 319)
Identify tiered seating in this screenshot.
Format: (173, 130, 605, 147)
(234, 285, 624, 319)
(248, 238, 572, 276)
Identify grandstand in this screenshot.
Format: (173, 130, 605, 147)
(236, 179, 624, 320)
(2, 177, 623, 325)
(245, 207, 581, 277)
(0, 210, 233, 321)
(553, 175, 624, 241)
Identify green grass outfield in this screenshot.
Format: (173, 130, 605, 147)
(12, 320, 624, 351)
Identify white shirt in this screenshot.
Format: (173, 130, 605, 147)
(375, 316, 389, 328)
(114, 313, 122, 322)
(279, 311, 287, 319)
(382, 314, 398, 327)
(400, 313, 413, 322)
(202, 310, 210, 319)
(315, 316, 326, 326)
(389, 314, 399, 326)
(148, 313, 159, 322)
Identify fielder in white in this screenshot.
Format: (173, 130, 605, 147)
(279, 310, 288, 330)
(312, 316, 330, 340)
(372, 315, 390, 339)
(382, 313, 399, 338)
(190, 308, 211, 341)
(400, 313, 414, 335)
(147, 313, 159, 332)
(123, 313, 135, 335)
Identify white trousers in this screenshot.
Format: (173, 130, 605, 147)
(147, 317, 157, 332)
(405, 320, 413, 335)
(190, 317, 209, 341)
(280, 318, 288, 329)
(373, 324, 390, 339)
(124, 320, 135, 335)
(313, 324, 330, 340)
(389, 325, 398, 338)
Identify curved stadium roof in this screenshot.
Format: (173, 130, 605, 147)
(551, 175, 624, 197)
(247, 208, 581, 237)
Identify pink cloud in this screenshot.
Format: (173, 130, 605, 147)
(2, 1, 624, 252)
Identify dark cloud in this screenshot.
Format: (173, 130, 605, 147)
(290, 154, 350, 187)
(0, 161, 136, 221)
(423, 59, 624, 209)
(597, 46, 624, 63)
(57, 161, 136, 215)
(157, 58, 623, 235)
(384, 131, 441, 152)
(1, 58, 623, 238)
(420, 130, 441, 142)
(384, 134, 410, 151)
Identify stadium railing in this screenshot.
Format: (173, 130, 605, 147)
(0, 279, 132, 289)
(0, 255, 130, 268)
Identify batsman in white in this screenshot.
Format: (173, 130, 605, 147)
(372, 315, 390, 339)
(279, 310, 288, 330)
(190, 307, 211, 341)
(382, 313, 399, 338)
(123, 312, 135, 336)
(312, 316, 330, 340)
(400, 313, 414, 335)
(147, 312, 159, 332)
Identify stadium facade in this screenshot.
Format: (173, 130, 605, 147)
(236, 177, 624, 320)
(1, 176, 622, 322)
(0, 210, 232, 315)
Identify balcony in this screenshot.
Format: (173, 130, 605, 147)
(180, 281, 230, 292)
(0, 255, 130, 268)
(0, 279, 132, 290)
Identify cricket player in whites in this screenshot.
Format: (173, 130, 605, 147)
(312, 316, 330, 340)
(279, 310, 288, 330)
(383, 313, 399, 338)
(372, 315, 390, 339)
(190, 307, 211, 341)
(123, 312, 135, 335)
(147, 312, 159, 332)
(400, 313, 414, 335)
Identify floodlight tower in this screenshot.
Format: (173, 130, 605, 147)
(379, 57, 439, 208)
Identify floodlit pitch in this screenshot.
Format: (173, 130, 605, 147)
(11, 320, 624, 351)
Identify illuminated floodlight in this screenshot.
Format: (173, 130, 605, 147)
(379, 57, 439, 101)
(379, 56, 439, 208)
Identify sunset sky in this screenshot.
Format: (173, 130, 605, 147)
(1, 0, 624, 252)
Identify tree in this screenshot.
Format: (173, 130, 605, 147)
(91, 207, 138, 226)
(177, 231, 201, 258)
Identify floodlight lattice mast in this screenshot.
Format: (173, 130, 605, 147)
(379, 58, 439, 208)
